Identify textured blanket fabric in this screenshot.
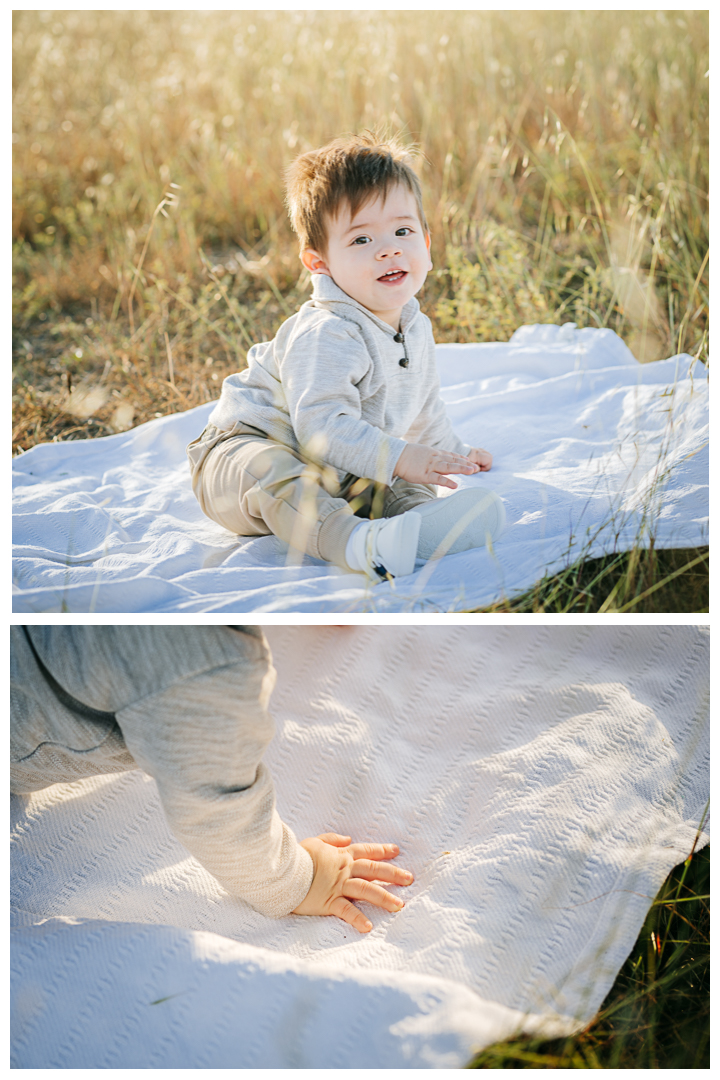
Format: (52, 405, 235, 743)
(12, 324, 707, 613)
(11, 626, 709, 1069)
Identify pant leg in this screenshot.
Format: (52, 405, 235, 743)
(381, 478, 438, 517)
(188, 425, 358, 568)
(338, 476, 438, 520)
(10, 625, 136, 793)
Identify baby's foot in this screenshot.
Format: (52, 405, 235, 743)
(414, 488, 505, 560)
(345, 512, 421, 581)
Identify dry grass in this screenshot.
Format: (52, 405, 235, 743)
(475, 545, 709, 614)
(12, 11, 708, 611)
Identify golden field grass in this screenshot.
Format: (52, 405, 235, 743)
(12, 9, 708, 615)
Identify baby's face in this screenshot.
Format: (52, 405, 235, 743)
(302, 184, 432, 331)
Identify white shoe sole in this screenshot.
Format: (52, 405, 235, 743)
(415, 489, 506, 561)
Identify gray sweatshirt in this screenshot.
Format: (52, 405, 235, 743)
(208, 274, 470, 485)
(10, 626, 314, 919)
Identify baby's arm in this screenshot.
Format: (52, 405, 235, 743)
(292, 833, 413, 932)
(116, 633, 314, 919)
(281, 323, 406, 484)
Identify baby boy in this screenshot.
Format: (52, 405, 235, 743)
(187, 133, 505, 580)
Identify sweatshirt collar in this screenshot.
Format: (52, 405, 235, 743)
(310, 273, 419, 335)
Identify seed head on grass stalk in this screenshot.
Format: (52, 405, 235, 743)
(127, 185, 181, 339)
(198, 248, 255, 350)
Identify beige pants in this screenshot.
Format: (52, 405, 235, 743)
(187, 422, 437, 569)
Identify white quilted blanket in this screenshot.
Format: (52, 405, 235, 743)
(11, 626, 710, 1068)
(12, 325, 708, 612)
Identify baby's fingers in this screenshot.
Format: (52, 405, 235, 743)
(329, 896, 373, 933)
(435, 448, 474, 464)
(351, 858, 414, 886)
(431, 473, 459, 489)
(343, 877, 405, 913)
(437, 460, 478, 475)
(347, 842, 400, 861)
(317, 832, 352, 847)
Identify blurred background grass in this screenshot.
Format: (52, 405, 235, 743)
(12, 10, 708, 610)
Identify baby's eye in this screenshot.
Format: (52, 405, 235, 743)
(396, 227, 413, 236)
(351, 235, 371, 245)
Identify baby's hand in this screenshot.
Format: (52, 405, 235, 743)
(466, 447, 493, 471)
(394, 443, 480, 489)
(292, 832, 413, 933)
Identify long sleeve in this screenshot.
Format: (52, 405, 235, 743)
(16, 626, 314, 919)
(280, 320, 407, 483)
(116, 661, 314, 918)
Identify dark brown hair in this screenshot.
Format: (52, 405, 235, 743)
(285, 132, 428, 254)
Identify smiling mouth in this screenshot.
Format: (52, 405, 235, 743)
(378, 269, 408, 283)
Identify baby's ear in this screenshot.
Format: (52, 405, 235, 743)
(301, 248, 331, 275)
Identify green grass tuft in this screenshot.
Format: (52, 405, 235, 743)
(467, 843, 710, 1069)
(475, 546, 709, 614)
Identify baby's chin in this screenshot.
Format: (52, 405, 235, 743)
(332, 273, 425, 315)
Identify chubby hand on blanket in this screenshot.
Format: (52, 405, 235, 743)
(466, 446, 493, 471)
(292, 832, 413, 933)
(394, 442, 481, 489)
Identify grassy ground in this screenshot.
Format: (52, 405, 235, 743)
(468, 841, 710, 1068)
(475, 545, 709, 614)
(12, 11, 708, 610)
